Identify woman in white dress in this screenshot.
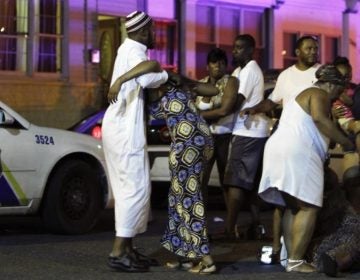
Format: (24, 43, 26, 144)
(258, 64, 355, 273)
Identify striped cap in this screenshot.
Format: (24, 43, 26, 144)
(125, 11, 152, 33)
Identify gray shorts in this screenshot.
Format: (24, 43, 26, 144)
(223, 135, 267, 190)
(202, 133, 232, 187)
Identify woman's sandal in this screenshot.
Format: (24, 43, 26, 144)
(188, 261, 217, 274)
(166, 258, 194, 270)
(285, 259, 316, 273)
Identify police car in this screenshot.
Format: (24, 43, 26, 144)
(0, 101, 112, 234)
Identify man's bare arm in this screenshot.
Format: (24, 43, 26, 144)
(179, 76, 219, 97)
(239, 98, 278, 116)
(201, 77, 239, 120)
(108, 60, 162, 103)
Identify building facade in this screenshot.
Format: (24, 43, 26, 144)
(0, 0, 359, 128)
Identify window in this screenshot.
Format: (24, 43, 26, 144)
(243, 10, 264, 66)
(196, 5, 216, 78)
(0, 0, 63, 74)
(282, 32, 298, 68)
(218, 8, 239, 60)
(195, 4, 265, 79)
(35, 0, 63, 73)
(0, 0, 28, 71)
(324, 36, 340, 64)
(196, 6, 215, 43)
(148, 19, 177, 72)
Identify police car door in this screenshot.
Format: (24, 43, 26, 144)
(0, 108, 36, 208)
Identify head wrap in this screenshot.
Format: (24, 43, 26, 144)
(315, 64, 346, 86)
(125, 11, 152, 33)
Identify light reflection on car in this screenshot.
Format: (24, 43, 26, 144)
(70, 110, 171, 145)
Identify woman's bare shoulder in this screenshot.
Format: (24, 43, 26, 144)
(302, 86, 326, 98)
(297, 86, 325, 105)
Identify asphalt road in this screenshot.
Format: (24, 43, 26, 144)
(0, 202, 359, 279)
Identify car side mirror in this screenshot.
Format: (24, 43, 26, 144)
(0, 109, 15, 125)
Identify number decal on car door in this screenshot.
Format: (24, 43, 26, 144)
(35, 135, 55, 145)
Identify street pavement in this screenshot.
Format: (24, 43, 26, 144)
(0, 207, 359, 280)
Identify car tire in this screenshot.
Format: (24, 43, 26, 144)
(42, 159, 102, 234)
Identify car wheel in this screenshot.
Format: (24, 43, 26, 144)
(42, 159, 102, 234)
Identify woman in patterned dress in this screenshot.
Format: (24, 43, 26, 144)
(149, 85, 216, 273)
(110, 60, 219, 274)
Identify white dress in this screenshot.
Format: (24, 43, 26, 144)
(258, 98, 328, 207)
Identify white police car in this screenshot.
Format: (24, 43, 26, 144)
(0, 101, 112, 234)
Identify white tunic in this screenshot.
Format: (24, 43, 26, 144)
(102, 38, 168, 237)
(258, 98, 328, 207)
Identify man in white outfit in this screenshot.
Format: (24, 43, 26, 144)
(222, 34, 270, 238)
(269, 37, 320, 106)
(102, 11, 169, 272)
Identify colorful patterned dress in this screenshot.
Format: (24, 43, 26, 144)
(149, 87, 214, 259)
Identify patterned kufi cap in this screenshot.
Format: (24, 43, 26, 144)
(125, 11, 152, 33)
(315, 64, 346, 86)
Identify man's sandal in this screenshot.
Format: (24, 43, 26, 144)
(285, 259, 316, 273)
(188, 261, 217, 274)
(132, 249, 160, 266)
(108, 254, 149, 272)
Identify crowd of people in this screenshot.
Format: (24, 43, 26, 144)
(101, 10, 360, 276)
